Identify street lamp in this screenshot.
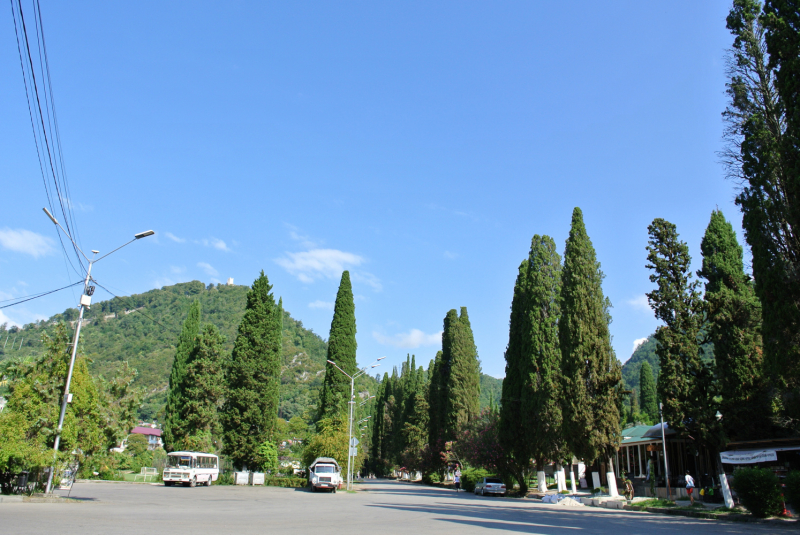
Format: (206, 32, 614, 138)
(325, 356, 384, 490)
(658, 402, 671, 500)
(42, 207, 153, 493)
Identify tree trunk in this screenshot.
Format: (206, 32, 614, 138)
(606, 456, 618, 497)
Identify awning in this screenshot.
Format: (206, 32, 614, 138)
(720, 449, 777, 464)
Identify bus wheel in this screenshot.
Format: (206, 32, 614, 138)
(190, 477, 197, 488)
(206, 477, 212, 487)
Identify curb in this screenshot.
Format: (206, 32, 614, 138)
(621, 505, 797, 527)
(0, 495, 24, 503)
(75, 479, 156, 485)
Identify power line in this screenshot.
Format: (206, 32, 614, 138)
(0, 281, 84, 309)
(91, 280, 180, 335)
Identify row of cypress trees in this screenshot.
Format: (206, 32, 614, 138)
(499, 207, 621, 495)
(163, 271, 282, 470)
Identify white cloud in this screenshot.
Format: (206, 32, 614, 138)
(308, 300, 334, 310)
(626, 294, 651, 313)
(197, 262, 218, 277)
(170, 266, 186, 274)
(65, 198, 92, 212)
(286, 224, 318, 248)
(276, 249, 364, 282)
(0, 309, 21, 329)
(197, 237, 229, 251)
(351, 271, 383, 292)
(164, 232, 185, 243)
(0, 228, 54, 258)
(373, 329, 442, 349)
(632, 337, 649, 353)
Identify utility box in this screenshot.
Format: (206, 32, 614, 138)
(233, 472, 249, 485)
(249, 472, 265, 486)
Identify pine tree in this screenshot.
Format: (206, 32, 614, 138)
(638, 361, 658, 423)
(319, 271, 357, 420)
(164, 299, 201, 451)
(442, 307, 481, 440)
(500, 234, 563, 495)
(698, 210, 769, 441)
(646, 219, 721, 452)
(178, 324, 225, 452)
(560, 207, 622, 466)
(221, 271, 282, 469)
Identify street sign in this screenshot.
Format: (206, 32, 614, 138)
(349, 446, 358, 456)
(350, 437, 359, 447)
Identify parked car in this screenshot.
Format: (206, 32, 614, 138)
(474, 477, 506, 496)
(308, 457, 343, 493)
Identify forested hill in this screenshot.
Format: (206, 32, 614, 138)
(0, 280, 368, 421)
(621, 334, 715, 392)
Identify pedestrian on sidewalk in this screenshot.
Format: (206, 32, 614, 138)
(454, 466, 461, 492)
(685, 470, 695, 505)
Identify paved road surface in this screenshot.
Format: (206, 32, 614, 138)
(0, 479, 788, 534)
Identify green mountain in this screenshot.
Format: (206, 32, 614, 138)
(479, 373, 502, 409)
(621, 333, 715, 393)
(0, 280, 374, 421)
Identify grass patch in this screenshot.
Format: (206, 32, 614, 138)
(627, 499, 677, 510)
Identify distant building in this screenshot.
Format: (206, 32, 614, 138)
(131, 426, 163, 450)
(0, 396, 6, 413)
(226, 277, 234, 286)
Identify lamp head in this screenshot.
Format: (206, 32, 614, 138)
(135, 230, 155, 239)
(42, 207, 58, 225)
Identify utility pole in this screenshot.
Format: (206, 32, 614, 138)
(42, 207, 153, 493)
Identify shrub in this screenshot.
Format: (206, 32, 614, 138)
(461, 467, 490, 493)
(732, 468, 782, 518)
(784, 471, 800, 510)
(266, 477, 307, 488)
(214, 472, 234, 485)
(422, 473, 441, 485)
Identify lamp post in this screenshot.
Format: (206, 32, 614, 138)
(659, 402, 670, 500)
(42, 207, 154, 493)
(326, 357, 384, 490)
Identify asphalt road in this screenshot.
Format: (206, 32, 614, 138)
(0, 479, 788, 534)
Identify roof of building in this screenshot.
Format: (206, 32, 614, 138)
(620, 425, 653, 444)
(131, 426, 162, 436)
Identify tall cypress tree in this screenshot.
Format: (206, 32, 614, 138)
(646, 219, 721, 453)
(179, 323, 225, 452)
(221, 271, 282, 469)
(698, 210, 769, 441)
(319, 271, 357, 420)
(427, 351, 446, 449)
(500, 234, 563, 495)
(638, 361, 658, 423)
(560, 208, 621, 467)
(164, 299, 201, 451)
(443, 307, 481, 440)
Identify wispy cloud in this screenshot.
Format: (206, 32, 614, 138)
(444, 250, 458, 259)
(286, 224, 318, 248)
(351, 271, 383, 292)
(0, 309, 21, 329)
(170, 266, 186, 275)
(0, 228, 54, 258)
(373, 329, 442, 349)
(308, 300, 334, 310)
(632, 337, 649, 353)
(626, 294, 651, 313)
(197, 262, 218, 277)
(65, 198, 92, 212)
(276, 249, 365, 283)
(164, 232, 185, 243)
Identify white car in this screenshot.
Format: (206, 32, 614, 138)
(474, 477, 507, 496)
(309, 457, 342, 493)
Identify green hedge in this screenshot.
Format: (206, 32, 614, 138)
(266, 477, 307, 488)
(732, 468, 782, 518)
(461, 468, 490, 493)
(784, 471, 800, 509)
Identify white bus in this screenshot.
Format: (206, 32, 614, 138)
(163, 451, 219, 487)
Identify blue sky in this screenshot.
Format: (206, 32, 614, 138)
(1, 1, 739, 378)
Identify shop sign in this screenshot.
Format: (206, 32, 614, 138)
(720, 450, 778, 464)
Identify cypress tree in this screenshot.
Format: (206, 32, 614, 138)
(164, 299, 201, 451)
(500, 234, 563, 495)
(179, 324, 225, 452)
(427, 351, 446, 448)
(646, 219, 721, 452)
(442, 307, 481, 440)
(560, 208, 622, 467)
(698, 210, 769, 441)
(221, 271, 282, 470)
(319, 271, 357, 420)
(638, 361, 658, 423)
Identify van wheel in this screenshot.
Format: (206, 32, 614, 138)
(190, 477, 197, 488)
(332, 487, 336, 494)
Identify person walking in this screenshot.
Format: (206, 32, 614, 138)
(454, 466, 462, 492)
(685, 470, 696, 505)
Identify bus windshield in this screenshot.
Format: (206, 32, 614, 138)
(167, 455, 193, 468)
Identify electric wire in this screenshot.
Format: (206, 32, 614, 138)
(91, 280, 180, 335)
(0, 281, 84, 309)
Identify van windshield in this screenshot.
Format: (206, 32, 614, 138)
(314, 465, 336, 473)
(167, 456, 192, 468)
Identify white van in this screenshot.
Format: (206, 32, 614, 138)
(309, 457, 342, 493)
(163, 451, 219, 487)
